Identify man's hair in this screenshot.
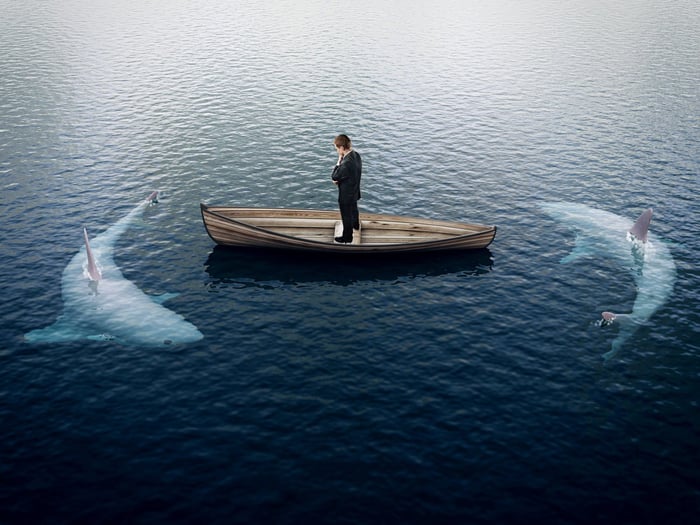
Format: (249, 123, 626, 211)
(334, 134, 352, 149)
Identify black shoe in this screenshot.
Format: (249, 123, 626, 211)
(353, 224, 360, 230)
(335, 236, 352, 244)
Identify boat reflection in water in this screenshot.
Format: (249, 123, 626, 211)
(203, 245, 494, 289)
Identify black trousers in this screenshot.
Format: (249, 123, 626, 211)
(339, 199, 359, 241)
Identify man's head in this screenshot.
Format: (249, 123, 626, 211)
(334, 134, 352, 155)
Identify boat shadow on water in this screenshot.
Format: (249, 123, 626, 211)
(204, 245, 494, 288)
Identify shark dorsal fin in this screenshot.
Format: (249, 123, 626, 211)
(629, 208, 652, 243)
(83, 228, 102, 281)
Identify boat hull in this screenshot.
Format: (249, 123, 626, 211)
(201, 204, 496, 254)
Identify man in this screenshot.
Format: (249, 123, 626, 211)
(331, 134, 362, 243)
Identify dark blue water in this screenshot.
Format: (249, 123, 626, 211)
(2, 1, 699, 523)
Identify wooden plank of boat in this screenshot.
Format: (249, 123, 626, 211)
(200, 204, 496, 254)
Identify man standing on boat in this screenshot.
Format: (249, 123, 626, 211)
(331, 134, 362, 243)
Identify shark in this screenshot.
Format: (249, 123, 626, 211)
(25, 192, 203, 346)
(541, 202, 676, 359)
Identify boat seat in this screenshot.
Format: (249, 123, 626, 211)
(333, 221, 361, 245)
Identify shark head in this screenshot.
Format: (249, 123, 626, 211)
(541, 202, 675, 358)
(25, 192, 203, 347)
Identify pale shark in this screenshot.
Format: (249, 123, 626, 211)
(541, 202, 676, 359)
(25, 192, 203, 346)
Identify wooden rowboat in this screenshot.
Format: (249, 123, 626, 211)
(200, 204, 496, 254)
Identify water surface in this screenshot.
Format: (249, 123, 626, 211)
(1, 1, 699, 523)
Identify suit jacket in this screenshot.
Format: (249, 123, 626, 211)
(331, 150, 362, 203)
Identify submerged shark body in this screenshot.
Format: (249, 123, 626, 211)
(25, 193, 203, 346)
(541, 202, 675, 359)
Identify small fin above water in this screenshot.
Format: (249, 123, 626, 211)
(629, 208, 652, 243)
(83, 228, 102, 281)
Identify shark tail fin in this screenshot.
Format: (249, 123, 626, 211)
(601, 311, 617, 323)
(601, 311, 634, 326)
(629, 208, 652, 243)
(83, 228, 102, 281)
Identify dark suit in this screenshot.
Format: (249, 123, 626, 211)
(331, 150, 362, 241)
